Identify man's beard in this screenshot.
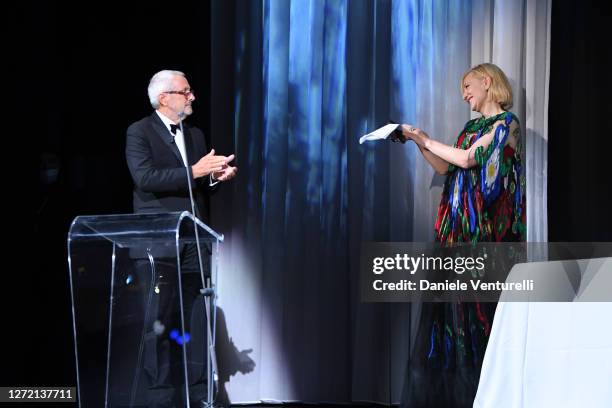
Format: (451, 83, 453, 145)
(182, 105, 193, 117)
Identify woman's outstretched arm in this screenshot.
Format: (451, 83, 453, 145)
(401, 120, 517, 170)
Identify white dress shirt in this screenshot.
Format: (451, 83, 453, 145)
(156, 110, 188, 166)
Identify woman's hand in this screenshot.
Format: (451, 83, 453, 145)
(398, 124, 450, 174)
(401, 124, 429, 147)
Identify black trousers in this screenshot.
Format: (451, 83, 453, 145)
(136, 244, 210, 407)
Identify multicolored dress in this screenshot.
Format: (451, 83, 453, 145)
(402, 111, 526, 407)
(435, 111, 526, 244)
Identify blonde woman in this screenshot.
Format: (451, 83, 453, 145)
(399, 63, 525, 407)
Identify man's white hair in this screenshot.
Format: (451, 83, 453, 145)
(147, 70, 185, 109)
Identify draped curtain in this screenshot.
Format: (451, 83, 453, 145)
(209, 0, 550, 404)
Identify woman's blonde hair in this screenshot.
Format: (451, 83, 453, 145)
(462, 63, 513, 110)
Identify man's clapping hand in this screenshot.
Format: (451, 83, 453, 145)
(212, 162, 238, 182)
(191, 149, 235, 179)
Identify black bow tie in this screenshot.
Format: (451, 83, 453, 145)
(169, 124, 181, 135)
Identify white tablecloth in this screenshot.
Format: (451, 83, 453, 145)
(475, 258, 612, 408)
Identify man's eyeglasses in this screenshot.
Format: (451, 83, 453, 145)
(164, 89, 194, 98)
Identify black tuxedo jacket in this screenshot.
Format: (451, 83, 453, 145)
(125, 112, 216, 223)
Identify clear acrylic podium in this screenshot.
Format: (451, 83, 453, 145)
(68, 212, 223, 408)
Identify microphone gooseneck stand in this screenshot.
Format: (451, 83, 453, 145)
(179, 118, 218, 408)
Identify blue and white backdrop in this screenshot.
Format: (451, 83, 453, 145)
(208, 0, 550, 404)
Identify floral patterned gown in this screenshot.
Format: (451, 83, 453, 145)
(401, 111, 526, 407)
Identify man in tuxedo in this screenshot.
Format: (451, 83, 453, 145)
(125, 70, 237, 407)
